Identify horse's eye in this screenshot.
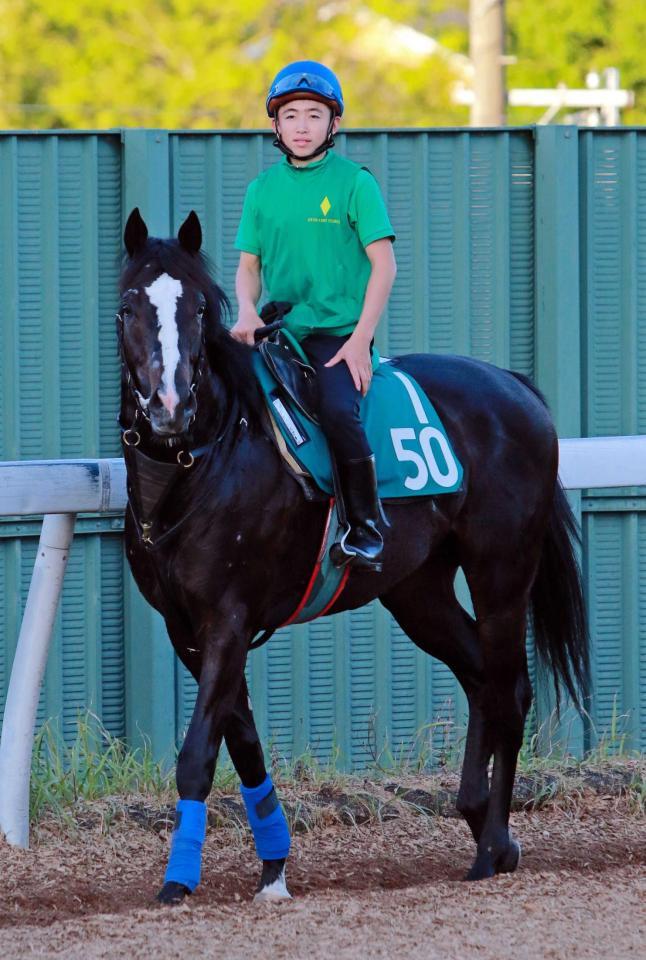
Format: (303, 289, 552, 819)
(121, 305, 133, 320)
(197, 304, 205, 318)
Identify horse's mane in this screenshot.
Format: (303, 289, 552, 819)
(120, 238, 264, 421)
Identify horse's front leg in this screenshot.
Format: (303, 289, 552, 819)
(157, 618, 291, 905)
(224, 676, 291, 902)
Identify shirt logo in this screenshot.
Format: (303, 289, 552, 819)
(307, 194, 340, 225)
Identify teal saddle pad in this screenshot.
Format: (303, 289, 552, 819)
(253, 351, 463, 500)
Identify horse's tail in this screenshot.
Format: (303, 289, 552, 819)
(530, 481, 589, 711)
(506, 371, 590, 712)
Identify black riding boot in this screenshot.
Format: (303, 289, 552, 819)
(330, 455, 384, 572)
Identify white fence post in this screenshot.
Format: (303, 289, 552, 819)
(0, 513, 76, 847)
(0, 459, 126, 849)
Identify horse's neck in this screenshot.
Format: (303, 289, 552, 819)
(194, 370, 248, 446)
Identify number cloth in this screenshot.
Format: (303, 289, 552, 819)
(252, 352, 464, 500)
(235, 151, 395, 343)
(240, 774, 291, 861)
(163, 799, 207, 892)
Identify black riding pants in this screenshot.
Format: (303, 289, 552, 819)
(300, 332, 373, 462)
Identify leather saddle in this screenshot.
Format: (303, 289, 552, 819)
(256, 301, 320, 424)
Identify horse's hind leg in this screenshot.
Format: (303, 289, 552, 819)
(381, 556, 493, 847)
(462, 560, 534, 880)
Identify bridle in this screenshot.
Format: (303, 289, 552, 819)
(116, 291, 208, 466)
(116, 290, 226, 548)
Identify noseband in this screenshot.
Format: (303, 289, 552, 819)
(116, 296, 207, 459)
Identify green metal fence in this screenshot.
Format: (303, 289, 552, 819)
(0, 126, 644, 766)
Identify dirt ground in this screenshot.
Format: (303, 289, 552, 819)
(1, 771, 644, 960)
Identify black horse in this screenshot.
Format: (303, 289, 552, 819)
(118, 208, 588, 905)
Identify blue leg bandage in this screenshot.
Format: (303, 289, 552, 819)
(240, 774, 291, 861)
(164, 799, 207, 892)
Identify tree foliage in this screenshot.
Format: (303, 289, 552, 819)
(507, 0, 646, 124)
(0, 0, 643, 129)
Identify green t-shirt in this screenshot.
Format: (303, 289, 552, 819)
(234, 150, 395, 341)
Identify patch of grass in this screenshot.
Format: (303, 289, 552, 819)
(29, 712, 176, 823)
(27, 708, 645, 832)
(268, 742, 348, 788)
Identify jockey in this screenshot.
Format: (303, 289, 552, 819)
(231, 61, 397, 571)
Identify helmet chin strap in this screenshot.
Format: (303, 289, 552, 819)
(273, 113, 337, 163)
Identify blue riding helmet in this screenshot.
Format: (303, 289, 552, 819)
(266, 61, 344, 117)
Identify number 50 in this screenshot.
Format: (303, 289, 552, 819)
(390, 427, 459, 491)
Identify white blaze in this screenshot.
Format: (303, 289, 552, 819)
(145, 273, 183, 415)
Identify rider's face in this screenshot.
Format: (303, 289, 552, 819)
(273, 99, 340, 161)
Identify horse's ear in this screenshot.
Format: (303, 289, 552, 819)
(124, 208, 148, 258)
(177, 210, 202, 255)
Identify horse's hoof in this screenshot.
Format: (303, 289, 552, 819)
(254, 863, 292, 903)
(465, 836, 522, 880)
(497, 837, 522, 874)
(464, 856, 496, 881)
(157, 880, 192, 905)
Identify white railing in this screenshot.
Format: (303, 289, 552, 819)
(557, 436, 646, 489)
(0, 460, 126, 848)
(0, 437, 645, 848)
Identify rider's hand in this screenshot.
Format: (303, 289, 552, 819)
(324, 332, 373, 396)
(230, 305, 264, 345)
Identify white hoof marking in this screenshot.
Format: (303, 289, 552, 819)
(253, 869, 292, 903)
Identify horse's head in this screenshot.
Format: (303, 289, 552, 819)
(119, 208, 214, 438)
